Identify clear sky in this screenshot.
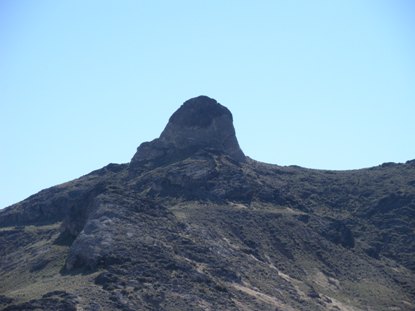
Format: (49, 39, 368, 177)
(1, 0, 415, 208)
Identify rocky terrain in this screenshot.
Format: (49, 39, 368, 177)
(1, 96, 414, 310)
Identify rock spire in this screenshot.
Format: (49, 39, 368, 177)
(130, 96, 245, 168)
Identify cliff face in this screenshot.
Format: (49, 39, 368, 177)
(130, 96, 245, 170)
(1, 96, 414, 311)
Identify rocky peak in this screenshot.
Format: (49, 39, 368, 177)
(165, 96, 231, 128)
(130, 96, 245, 168)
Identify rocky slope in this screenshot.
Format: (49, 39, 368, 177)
(1, 96, 414, 311)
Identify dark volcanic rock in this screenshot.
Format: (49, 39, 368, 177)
(130, 96, 245, 169)
(0, 295, 14, 307)
(320, 219, 355, 249)
(3, 291, 78, 311)
(1, 96, 415, 311)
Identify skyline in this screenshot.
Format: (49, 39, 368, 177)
(1, 0, 415, 208)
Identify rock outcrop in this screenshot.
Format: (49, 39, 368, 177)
(1, 96, 415, 311)
(130, 96, 245, 169)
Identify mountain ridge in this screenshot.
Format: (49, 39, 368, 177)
(1, 96, 414, 310)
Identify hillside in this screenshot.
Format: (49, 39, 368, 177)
(1, 96, 414, 311)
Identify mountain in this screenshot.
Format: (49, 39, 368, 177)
(1, 96, 414, 311)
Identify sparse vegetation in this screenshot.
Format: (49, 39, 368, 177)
(1, 97, 414, 310)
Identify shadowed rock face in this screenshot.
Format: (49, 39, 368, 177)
(130, 96, 245, 169)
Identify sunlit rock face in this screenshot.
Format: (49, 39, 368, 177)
(130, 96, 245, 169)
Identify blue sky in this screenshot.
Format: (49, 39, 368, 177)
(1, 0, 414, 208)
